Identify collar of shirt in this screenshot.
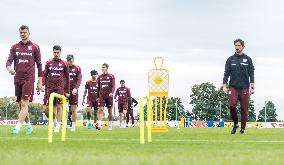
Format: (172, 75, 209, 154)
(20, 40, 31, 46)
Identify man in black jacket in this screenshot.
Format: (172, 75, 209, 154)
(223, 38, 255, 134)
(126, 97, 138, 127)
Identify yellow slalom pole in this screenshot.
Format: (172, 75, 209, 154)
(159, 96, 163, 127)
(154, 97, 158, 127)
(147, 97, 152, 142)
(164, 96, 168, 128)
(48, 93, 55, 143)
(139, 97, 145, 144)
(61, 97, 67, 141)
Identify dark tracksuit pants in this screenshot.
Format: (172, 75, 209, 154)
(126, 109, 134, 125)
(229, 87, 250, 129)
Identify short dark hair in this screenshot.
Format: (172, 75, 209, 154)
(234, 38, 245, 47)
(53, 45, 61, 51)
(90, 70, 98, 76)
(66, 54, 74, 60)
(120, 80, 125, 83)
(19, 25, 29, 32)
(102, 63, 109, 68)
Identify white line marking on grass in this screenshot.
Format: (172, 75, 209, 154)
(1, 136, 284, 143)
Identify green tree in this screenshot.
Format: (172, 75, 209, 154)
(0, 97, 19, 120)
(258, 101, 278, 122)
(190, 82, 255, 121)
(190, 82, 226, 121)
(248, 99, 256, 121)
(166, 97, 185, 121)
(28, 103, 43, 122)
(0, 97, 44, 122)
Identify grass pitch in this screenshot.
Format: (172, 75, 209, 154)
(0, 125, 284, 165)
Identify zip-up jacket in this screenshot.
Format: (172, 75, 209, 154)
(223, 53, 254, 89)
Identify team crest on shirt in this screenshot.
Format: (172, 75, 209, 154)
(243, 59, 247, 62)
(72, 69, 75, 71)
(59, 63, 62, 66)
(107, 77, 109, 79)
(28, 46, 32, 50)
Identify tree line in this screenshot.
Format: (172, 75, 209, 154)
(0, 82, 279, 122)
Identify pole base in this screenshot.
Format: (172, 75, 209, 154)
(152, 127, 168, 133)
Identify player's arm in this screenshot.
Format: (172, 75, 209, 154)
(249, 58, 255, 94)
(34, 45, 43, 93)
(75, 66, 82, 90)
(128, 88, 131, 100)
(43, 62, 49, 79)
(6, 45, 16, 75)
(42, 70, 46, 86)
(96, 75, 100, 93)
(222, 57, 231, 93)
(64, 63, 70, 96)
(114, 88, 119, 100)
(82, 82, 88, 106)
(110, 75, 116, 96)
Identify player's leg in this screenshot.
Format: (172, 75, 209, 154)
(70, 105, 77, 131)
(239, 88, 249, 134)
(118, 104, 123, 127)
(130, 109, 135, 127)
(69, 93, 78, 131)
(25, 112, 33, 134)
(126, 110, 130, 127)
(12, 81, 32, 134)
(228, 87, 239, 134)
(54, 102, 63, 133)
(122, 106, 127, 128)
(106, 97, 113, 130)
(95, 97, 105, 130)
(93, 101, 99, 125)
(12, 82, 23, 134)
(24, 95, 34, 134)
(121, 103, 128, 128)
(54, 89, 64, 133)
(13, 99, 29, 134)
(96, 107, 104, 130)
(107, 106, 113, 130)
(42, 90, 50, 118)
(67, 105, 72, 128)
(86, 107, 92, 129)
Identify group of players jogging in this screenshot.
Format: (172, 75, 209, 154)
(6, 25, 138, 135)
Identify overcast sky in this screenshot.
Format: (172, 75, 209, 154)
(1, 0, 283, 120)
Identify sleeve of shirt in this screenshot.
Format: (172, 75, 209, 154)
(64, 63, 70, 94)
(75, 66, 82, 89)
(96, 76, 100, 93)
(249, 57, 255, 83)
(44, 62, 49, 83)
(34, 45, 43, 77)
(114, 88, 119, 98)
(96, 85, 99, 98)
(42, 70, 46, 86)
(128, 88, 131, 99)
(6, 45, 15, 68)
(85, 82, 88, 90)
(111, 75, 116, 94)
(223, 57, 231, 84)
